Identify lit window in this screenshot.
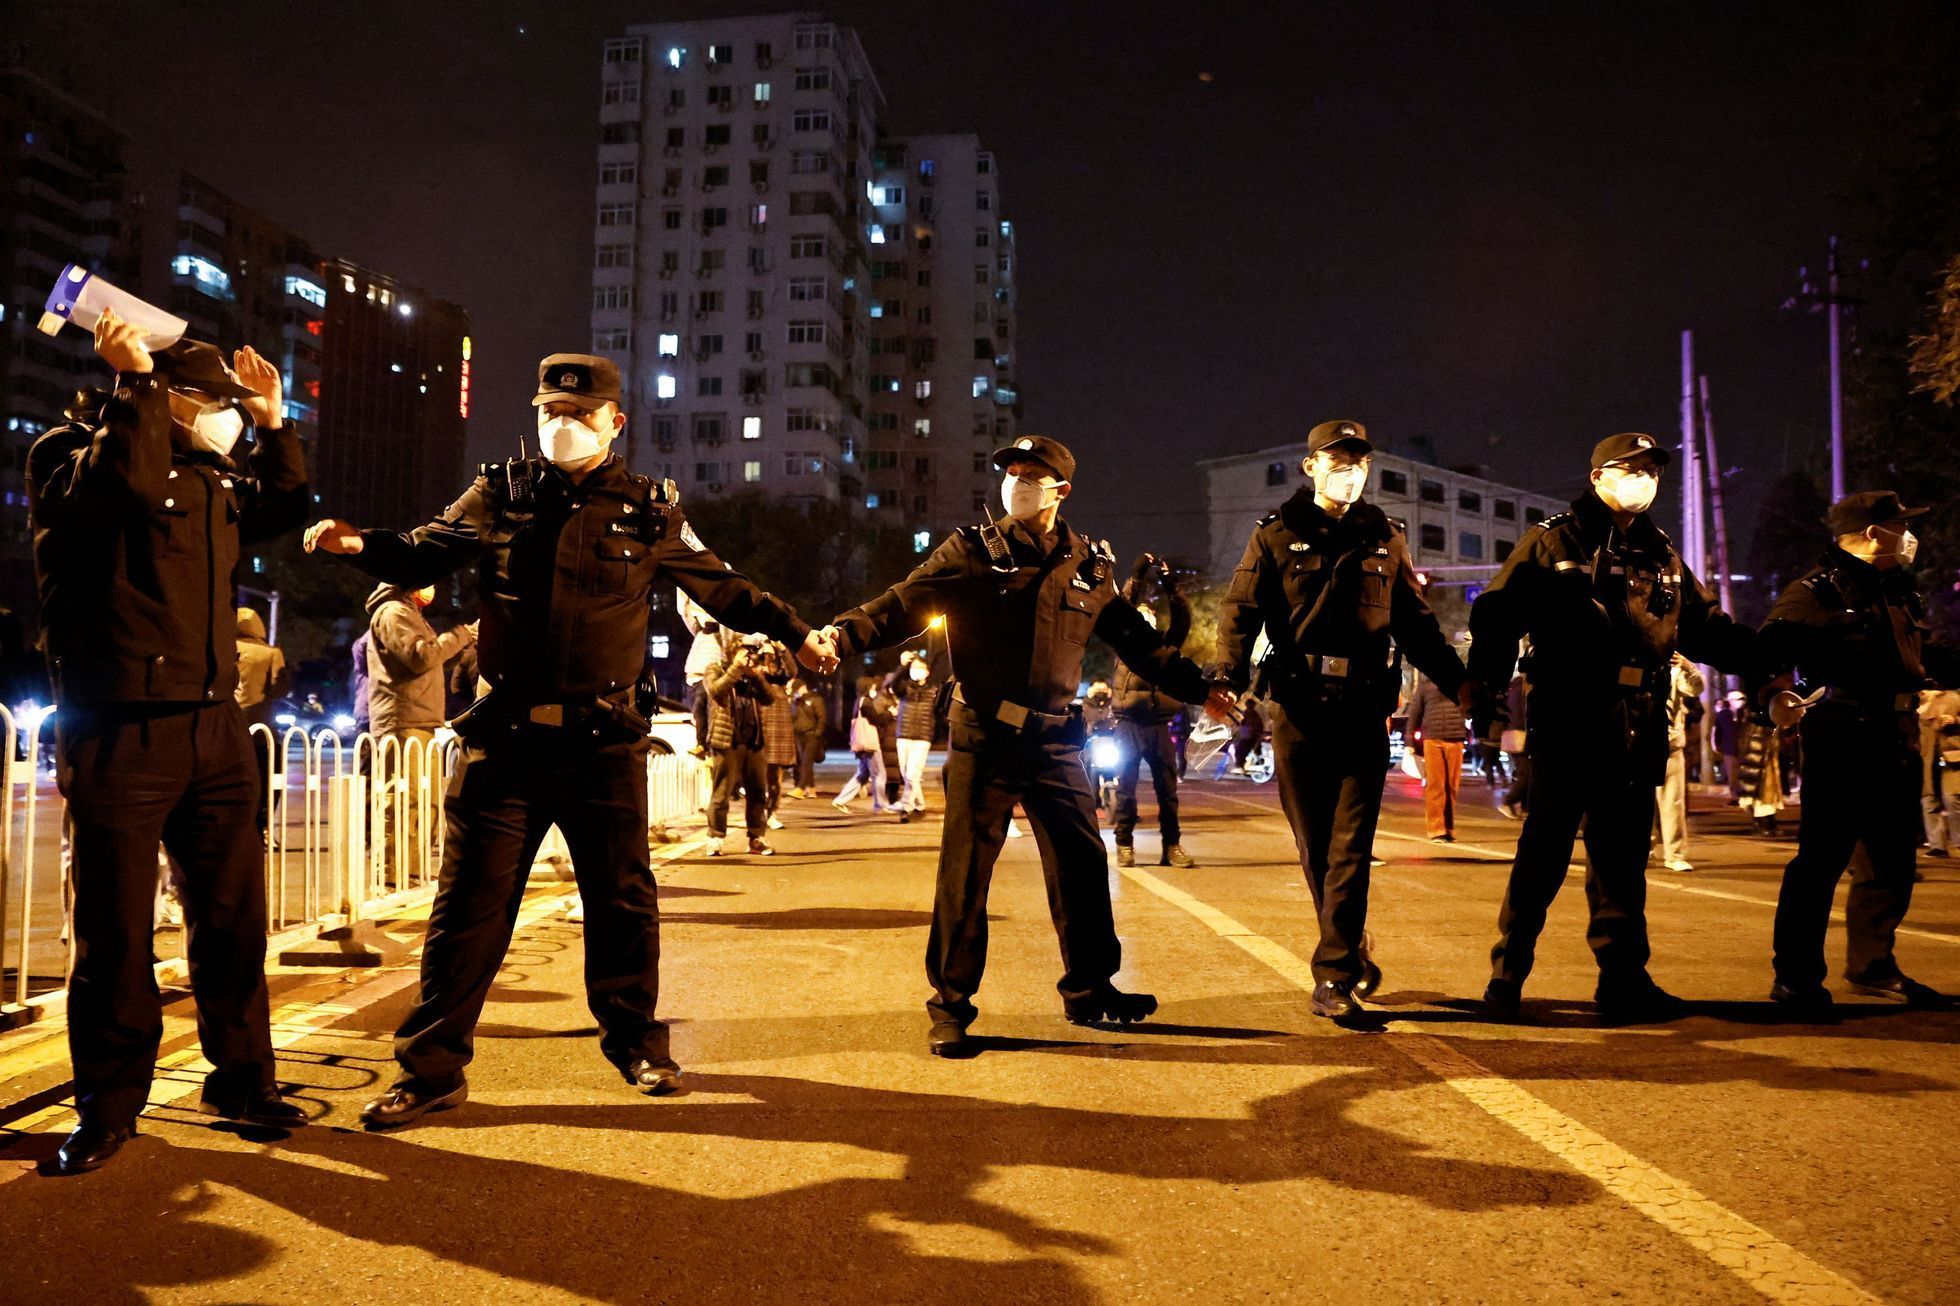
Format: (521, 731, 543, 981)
(913, 530, 931, 553)
(656, 374, 677, 399)
(284, 275, 326, 307)
(650, 635, 671, 659)
(972, 376, 990, 397)
(754, 82, 771, 104)
(171, 255, 232, 298)
(913, 419, 931, 437)
(865, 493, 880, 509)
(667, 46, 686, 68)
(658, 333, 679, 357)
(868, 225, 886, 245)
(743, 461, 762, 483)
(742, 416, 762, 440)
(914, 380, 931, 400)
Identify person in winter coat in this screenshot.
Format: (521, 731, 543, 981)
(790, 679, 827, 796)
(350, 631, 372, 739)
(1652, 654, 1706, 872)
(757, 641, 796, 829)
(704, 630, 773, 855)
(889, 648, 942, 821)
(366, 584, 474, 744)
(233, 607, 288, 734)
(1406, 673, 1467, 842)
(832, 677, 897, 813)
(1111, 552, 1194, 866)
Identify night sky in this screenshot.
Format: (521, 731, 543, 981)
(9, 1, 1951, 566)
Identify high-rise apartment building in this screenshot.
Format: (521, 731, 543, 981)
(592, 14, 1021, 552)
(864, 133, 1019, 540)
(0, 68, 141, 613)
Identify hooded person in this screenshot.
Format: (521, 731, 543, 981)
(233, 606, 288, 733)
(364, 582, 474, 743)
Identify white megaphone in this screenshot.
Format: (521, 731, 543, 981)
(38, 263, 188, 351)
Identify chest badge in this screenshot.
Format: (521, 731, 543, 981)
(1289, 542, 1311, 552)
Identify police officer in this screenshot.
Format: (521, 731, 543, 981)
(1756, 491, 1960, 1013)
(1216, 420, 1466, 1025)
(821, 436, 1234, 1057)
(305, 353, 834, 1124)
(1468, 432, 1756, 1023)
(1112, 553, 1194, 868)
(30, 310, 310, 1174)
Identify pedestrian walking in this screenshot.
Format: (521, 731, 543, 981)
(1112, 553, 1194, 868)
(1712, 690, 1744, 800)
(1468, 432, 1757, 1024)
(832, 676, 896, 812)
(306, 352, 833, 1122)
(1407, 673, 1468, 843)
(30, 313, 310, 1173)
(789, 678, 827, 796)
(891, 648, 941, 820)
(1653, 654, 1706, 873)
(1217, 420, 1467, 1024)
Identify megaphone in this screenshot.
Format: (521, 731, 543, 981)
(38, 263, 188, 351)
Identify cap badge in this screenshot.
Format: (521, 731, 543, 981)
(1339, 425, 1355, 436)
(1635, 435, 1653, 449)
(558, 370, 580, 387)
(1017, 438, 1034, 450)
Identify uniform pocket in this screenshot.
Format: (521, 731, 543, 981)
(1058, 591, 1096, 644)
(1359, 556, 1393, 609)
(595, 535, 643, 596)
(151, 499, 194, 554)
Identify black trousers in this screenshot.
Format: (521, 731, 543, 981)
(794, 732, 822, 790)
(708, 743, 766, 838)
(927, 704, 1120, 1025)
(394, 730, 668, 1088)
(1111, 717, 1180, 846)
(1269, 695, 1389, 985)
(59, 702, 275, 1130)
(1774, 712, 1921, 987)
(1491, 725, 1658, 986)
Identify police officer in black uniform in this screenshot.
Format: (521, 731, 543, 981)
(1756, 491, 1960, 1013)
(306, 354, 833, 1124)
(822, 436, 1233, 1057)
(1468, 432, 1756, 1023)
(1216, 420, 1466, 1025)
(1112, 553, 1194, 868)
(31, 310, 310, 1174)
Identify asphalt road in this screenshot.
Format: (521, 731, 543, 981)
(1, 763, 1956, 1304)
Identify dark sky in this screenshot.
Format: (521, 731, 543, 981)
(9, 1, 1950, 563)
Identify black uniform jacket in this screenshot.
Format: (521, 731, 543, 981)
(349, 455, 808, 704)
(29, 374, 308, 706)
(1216, 492, 1464, 701)
(1469, 490, 1754, 706)
(1759, 547, 1960, 718)
(831, 516, 1209, 717)
(1112, 583, 1193, 722)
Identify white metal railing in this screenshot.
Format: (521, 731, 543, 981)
(1, 714, 708, 1026)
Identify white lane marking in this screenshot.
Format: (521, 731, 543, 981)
(1117, 860, 1883, 1306)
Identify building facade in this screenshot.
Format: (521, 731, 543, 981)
(0, 68, 141, 615)
(1200, 443, 1568, 625)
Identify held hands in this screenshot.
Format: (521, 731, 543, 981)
(303, 519, 364, 555)
(92, 308, 152, 374)
(797, 626, 840, 675)
(1203, 685, 1242, 723)
(232, 345, 283, 429)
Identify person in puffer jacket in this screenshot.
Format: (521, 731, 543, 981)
(889, 648, 944, 821)
(1111, 553, 1195, 867)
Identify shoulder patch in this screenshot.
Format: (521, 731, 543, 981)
(679, 519, 706, 552)
(1256, 511, 1279, 527)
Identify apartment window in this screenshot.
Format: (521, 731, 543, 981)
(744, 331, 763, 353)
(742, 416, 762, 440)
(658, 291, 679, 318)
(1494, 499, 1517, 521)
(602, 82, 639, 105)
(592, 329, 630, 351)
(739, 368, 765, 397)
(1459, 489, 1483, 514)
(663, 207, 682, 231)
(705, 124, 731, 146)
(700, 205, 728, 232)
(1267, 462, 1288, 487)
(918, 196, 935, 218)
(870, 374, 900, 393)
(656, 374, 677, 400)
(747, 246, 768, 273)
(972, 376, 990, 398)
(787, 277, 826, 301)
(599, 162, 637, 186)
(755, 41, 773, 62)
(666, 46, 687, 70)
(976, 191, 993, 211)
(604, 39, 642, 63)
(788, 191, 828, 215)
(708, 44, 733, 65)
(707, 84, 734, 108)
(791, 109, 832, 133)
(790, 150, 829, 174)
(1495, 538, 1516, 562)
(696, 290, 724, 312)
(665, 126, 684, 148)
(914, 379, 932, 400)
(916, 270, 932, 288)
(794, 67, 832, 91)
(746, 289, 765, 317)
(657, 334, 679, 357)
(1419, 523, 1447, 554)
(695, 464, 721, 485)
(601, 122, 641, 145)
(749, 202, 767, 226)
(697, 334, 724, 355)
(794, 24, 833, 50)
(786, 408, 823, 432)
(698, 377, 723, 396)
(1526, 506, 1547, 525)
(593, 286, 634, 311)
(598, 204, 635, 227)
(702, 165, 730, 189)
(667, 88, 686, 110)
(973, 337, 992, 360)
(1459, 532, 1485, 560)
(975, 227, 990, 248)
(973, 414, 991, 435)
(919, 158, 937, 178)
(787, 320, 825, 345)
(872, 184, 905, 206)
(1419, 479, 1446, 505)
(595, 243, 633, 268)
(752, 122, 773, 147)
(913, 419, 931, 437)
(865, 451, 898, 471)
(975, 265, 990, 285)
(790, 235, 826, 259)
(786, 362, 834, 389)
(743, 460, 762, 483)
(653, 416, 678, 445)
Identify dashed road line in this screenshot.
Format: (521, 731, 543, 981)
(1116, 859, 1882, 1306)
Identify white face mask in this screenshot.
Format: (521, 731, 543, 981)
(538, 413, 611, 466)
(1314, 462, 1368, 505)
(1595, 466, 1659, 514)
(1872, 526, 1919, 565)
(1001, 473, 1060, 519)
(189, 404, 247, 457)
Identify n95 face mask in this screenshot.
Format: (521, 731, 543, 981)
(188, 403, 248, 457)
(539, 414, 608, 465)
(1595, 466, 1659, 514)
(1316, 464, 1368, 504)
(1001, 473, 1058, 518)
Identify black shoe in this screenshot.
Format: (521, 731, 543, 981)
(1064, 986, 1158, 1025)
(1483, 977, 1523, 1019)
(360, 1079, 468, 1130)
(1595, 976, 1688, 1024)
(200, 1086, 308, 1129)
(1845, 974, 1947, 1008)
(1353, 959, 1384, 1000)
(1311, 980, 1361, 1022)
(1924, 847, 1951, 859)
(52, 1120, 136, 1175)
(1161, 844, 1195, 868)
(1769, 980, 1835, 1014)
(621, 1058, 684, 1096)
(898, 811, 913, 823)
(928, 1019, 977, 1058)
(1115, 845, 1136, 868)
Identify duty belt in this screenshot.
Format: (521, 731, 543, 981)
(952, 686, 1073, 733)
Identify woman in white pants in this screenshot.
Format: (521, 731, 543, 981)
(891, 651, 940, 820)
(833, 678, 895, 812)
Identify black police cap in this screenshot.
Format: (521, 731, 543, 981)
(153, 340, 256, 402)
(1306, 420, 1371, 456)
(1590, 432, 1671, 471)
(1824, 490, 1927, 535)
(533, 353, 623, 410)
(992, 435, 1075, 483)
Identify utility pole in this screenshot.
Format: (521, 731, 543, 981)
(1782, 237, 1864, 502)
(1698, 375, 1735, 614)
(1679, 331, 1702, 573)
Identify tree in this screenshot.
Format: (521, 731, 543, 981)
(1739, 470, 1829, 626)
(1908, 255, 1960, 404)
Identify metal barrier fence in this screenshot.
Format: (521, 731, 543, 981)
(0, 706, 708, 1026)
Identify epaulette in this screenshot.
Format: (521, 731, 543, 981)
(1534, 511, 1574, 532)
(1257, 511, 1279, 527)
